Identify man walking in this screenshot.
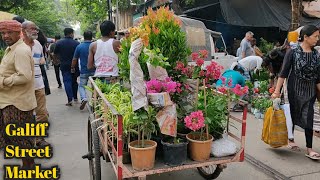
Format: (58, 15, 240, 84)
(71, 31, 95, 110)
(22, 21, 50, 147)
(240, 31, 255, 59)
(0, 20, 37, 168)
(54, 28, 80, 106)
(87, 20, 121, 79)
(49, 35, 62, 88)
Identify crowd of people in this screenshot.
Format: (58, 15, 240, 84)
(223, 27, 320, 160)
(0, 16, 120, 167)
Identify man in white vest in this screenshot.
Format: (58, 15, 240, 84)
(87, 20, 121, 82)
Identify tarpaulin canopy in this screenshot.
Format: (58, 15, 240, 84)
(219, 0, 320, 30)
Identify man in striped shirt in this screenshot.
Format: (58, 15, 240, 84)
(22, 21, 50, 147)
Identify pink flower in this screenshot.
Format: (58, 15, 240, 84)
(184, 84, 190, 90)
(199, 70, 206, 77)
(175, 61, 184, 70)
(232, 84, 244, 96)
(205, 61, 223, 80)
(184, 110, 205, 131)
(199, 50, 208, 58)
(218, 87, 228, 94)
(220, 77, 226, 85)
(196, 58, 204, 67)
(242, 86, 249, 94)
(146, 79, 162, 93)
(227, 78, 233, 87)
(191, 52, 199, 61)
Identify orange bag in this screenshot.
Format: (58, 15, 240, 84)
(262, 107, 288, 148)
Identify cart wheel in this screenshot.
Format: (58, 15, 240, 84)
(88, 116, 101, 180)
(197, 165, 223, 179)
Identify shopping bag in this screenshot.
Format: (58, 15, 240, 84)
(262, 107, 288, 148)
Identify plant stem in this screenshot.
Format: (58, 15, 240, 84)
(203, 79, 209, 140)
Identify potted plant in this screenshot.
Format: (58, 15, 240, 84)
(161, 135, 188, 166)
(185, 110, 213, 162)
(128, 107, 158, 171)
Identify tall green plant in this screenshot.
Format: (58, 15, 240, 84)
(259, 38, 274, 54)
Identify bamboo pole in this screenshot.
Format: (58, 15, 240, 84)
(203, 79, 209, 140)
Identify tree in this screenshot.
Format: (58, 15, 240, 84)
(290, 0, 302, 31)
(9, 0, 63, 37)
(0, 0, 31, 11)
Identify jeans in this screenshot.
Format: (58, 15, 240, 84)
(61, 70, 79, 102)
(79, 73, 94, 101)
(54, 64, 62, 86)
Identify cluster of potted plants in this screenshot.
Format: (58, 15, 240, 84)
(245, 70, 274, 119)
(97, 6, 238, 171)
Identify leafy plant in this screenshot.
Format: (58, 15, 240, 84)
(259, 38, 274, 54)
(259, 80, 269, 94)
(197, 90, 228, 139)
(252, 97, 272, 113)
(132, 107, 157, 148)
(251, 68, 270, 81)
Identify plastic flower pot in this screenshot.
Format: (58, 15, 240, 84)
(186, 133, 213, 162)
(161, 138, 188, 166)
(129, 140, 157, 171)
(254, 111, 261, 119)
(260, 113, 265, 119)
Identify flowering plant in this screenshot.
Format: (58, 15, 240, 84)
(175, 50, 223, 86)
(184, 110, 210, 140)
(184, 110, 205, 131)
(146, 77, 179, 94)
(217, 78, 249, 100)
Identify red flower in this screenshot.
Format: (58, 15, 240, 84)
(199, 70, 206, 77)
(220, 77, 226, 85)
(199, 50, 208, 58)
(175, 61, 185, 70)
(218, 87, 228, 94)
(196, 58, 204, 67)
(191, 52, 199, 61)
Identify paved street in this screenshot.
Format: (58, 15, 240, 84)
(1, 68, 320, 180)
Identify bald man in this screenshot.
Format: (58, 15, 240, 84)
(0, 20, 36, 168)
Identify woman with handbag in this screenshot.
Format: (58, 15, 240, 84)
(272, 25, 320, 160)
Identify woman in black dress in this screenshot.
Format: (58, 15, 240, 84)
(272, 25, 320, 160)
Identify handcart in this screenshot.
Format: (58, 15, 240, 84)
(83, 77, 248, 180)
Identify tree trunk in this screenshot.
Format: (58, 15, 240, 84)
(290, 0, 302, 31)
(172, 0, 183, 15)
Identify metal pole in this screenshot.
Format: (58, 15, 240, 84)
(108, 0, 112, 21)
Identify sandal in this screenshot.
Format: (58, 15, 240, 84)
(305, 151, 320, 160)
(314, 131, 320, 138)
(65, 102, 72, 106)
(287, 144, 301, 152)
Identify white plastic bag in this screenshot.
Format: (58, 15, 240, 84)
(211, 134, 237, 157)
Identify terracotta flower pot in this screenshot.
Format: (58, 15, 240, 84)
(128, 140, 157, 171)
(186, 133, 213, 162)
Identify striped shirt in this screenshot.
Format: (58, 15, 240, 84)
(32, 40, 45, 90)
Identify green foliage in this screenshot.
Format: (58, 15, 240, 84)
(143, 48, 170, 68)
(251, 68, 269, 81)
(73, 0, 107, 34)
(198, 90, 228, 139)
(259, 80, 269, 94)
(148, 19, 191, 76)
(259, 38, 274, 54)
(10, 0, 62, 37)
(252, 97, 272, 112)
(0, 0, 31, 11)
(132, 107, 157, 148)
